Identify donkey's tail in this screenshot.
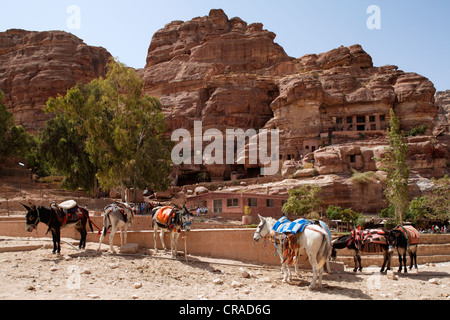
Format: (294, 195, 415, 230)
(317, 233, 331, 270)
(102, 213, 111, 237)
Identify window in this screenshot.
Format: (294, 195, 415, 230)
(248, 198, 257, 207)
(336, 117, 343, 124)
(357, 116, 366, 123)
(346, 117, 353, 124)
(213, 199, 222, 213)
(350, 155, 356, 163)
(227, 198, 239, 207)
(380, 114, 386, 122)
(266, 199, 274, 208)
(369, 115, 376, 122)
(357, 124, 365, 131)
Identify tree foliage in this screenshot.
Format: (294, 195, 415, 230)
(39, 114, 96, 192)
(282, 185, 323, 217)
(0, 90, 36, 160)
(326, 205, 363, 227)
(377, 109, 410, 225)
(45, 58, 172, 194)
(407, 175, 450, 226)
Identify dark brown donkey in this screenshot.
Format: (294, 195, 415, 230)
(22, 202, 93, 254)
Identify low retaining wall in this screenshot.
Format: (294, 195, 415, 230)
(1, 216, 449, 269)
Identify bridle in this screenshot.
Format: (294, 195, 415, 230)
(27, 206, 41, 231)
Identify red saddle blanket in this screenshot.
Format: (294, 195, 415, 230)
(155, 206, 174, 226)
(52, 205, 82, 226)
(398, 225, 420, 245)
(351, 229, 386, 245)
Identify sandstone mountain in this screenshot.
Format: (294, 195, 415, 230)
(0, 29, 112, 132)
(142, 9, 443, 181)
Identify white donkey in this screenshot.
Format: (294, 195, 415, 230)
(253, 215, 331, 290)
(152, 205, 192, 258)
(97, 202, 134, 253)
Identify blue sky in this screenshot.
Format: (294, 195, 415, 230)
(2, 0, 449, 91)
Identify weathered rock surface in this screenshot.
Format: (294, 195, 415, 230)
(0, 29, 112, 132)
(142, 9, 440, 181)
(434, 90, 450, 136)
(143, 9, 288, 139)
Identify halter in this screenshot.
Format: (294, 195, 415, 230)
(28, 206, 41, 230)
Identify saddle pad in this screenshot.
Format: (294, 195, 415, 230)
(364, 229, 386, 244)
(155, 206, 173, 225)
(402, 225, 420, 245)
(272, 216, 312, 234)
(58, 200, 77, 210)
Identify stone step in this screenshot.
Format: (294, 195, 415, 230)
(335, 243, 450, 257)
(337, 254, 450, 268)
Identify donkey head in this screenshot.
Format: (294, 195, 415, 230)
(253, 214, 269, 242)
(22, 203, 39, 232)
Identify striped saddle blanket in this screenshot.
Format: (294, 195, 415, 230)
(272, 216, 313, 234)
(397, 225, 420, 245)
(351, 229, 387, 245)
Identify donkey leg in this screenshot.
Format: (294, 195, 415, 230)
(56, 229, 61, 254)
(51, 230, 57, 254)
(153, 225, 158, 252)
(413, 246, 418, 270)
(98, 228, 105, 252)
(171, 231, 180, 258)
(356, 250, 363, 272)
(318, 267, 324, 290)
(308, 254, 318, 290)
(119, 228, 124, 247)
(109, 228, 117, 253)
(160, 229, 167, 251)
(352, 254, 358, 272)
(380, 250, 388, 272)
(79, 226, 87, 249)
(123, 226, 128, 246)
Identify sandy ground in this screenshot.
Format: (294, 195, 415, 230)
(0, 236, 448, 301)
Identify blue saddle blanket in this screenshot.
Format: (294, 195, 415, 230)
(272, 216, 312, 234)
(272, 216, 331, 240)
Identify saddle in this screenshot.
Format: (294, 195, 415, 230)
(154, 206, 175, 228)
(272, 216, 313, 235)
(349, 228, 387, 253)
(105, 202, 133, 223)
(50, 200, 82, 226)
(397, 225, 420, 246)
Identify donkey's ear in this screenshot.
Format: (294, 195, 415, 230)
(258, 214, 264, 221)
(21, 203, 31, 211)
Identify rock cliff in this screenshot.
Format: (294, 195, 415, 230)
(0, 29, 112, 132)
(142, 9, 440, 181)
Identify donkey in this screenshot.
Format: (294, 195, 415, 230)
(332, 229, 390, 273)
(22, 202, 93, 254)
(331, 234, 363, 272)
(386, 226, 419, 273)
(97, 202, 134, 253)
(152, 205, 193, 258)
(253, 215, 331, 290)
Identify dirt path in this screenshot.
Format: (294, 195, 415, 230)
(0, 237, 448, 300)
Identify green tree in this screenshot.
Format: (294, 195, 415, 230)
(377, 109, 410, 225)
(39, 114, 97, 193)
(46, 58, 172, 195)
(282, 185, 323, 217)
(0, 90, 36, 160)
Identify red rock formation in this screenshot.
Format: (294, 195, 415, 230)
(434, 90, 450, 136)
(0, 29, 112, 132)
(143, 9, 290, 136)
(142, 10, 439, 181)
